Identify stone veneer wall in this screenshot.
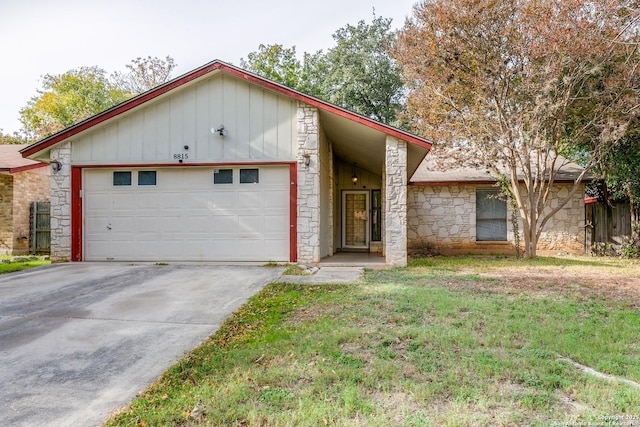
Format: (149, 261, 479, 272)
(50, 142, 72, 261)
(407, 183, 585, 255)
(0, 174, 14, 254)
(385, 137, 407, 266)
(11, 167, 50, 255)
(296, 103, 321, 263)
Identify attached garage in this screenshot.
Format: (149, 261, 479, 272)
(82, 166, 292, 261)
(22, 60, 432, 265)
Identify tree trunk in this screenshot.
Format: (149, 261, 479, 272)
(631, 197, 640, 241)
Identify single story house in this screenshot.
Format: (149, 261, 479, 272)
(1, 144, 50, 255)
(408, 156, 588, 255)
(21, 60, 586, 264)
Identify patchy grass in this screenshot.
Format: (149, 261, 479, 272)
(0, 257, 50, 274)
(104, 256, 640, 427)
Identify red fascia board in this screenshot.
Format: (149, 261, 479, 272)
(21, 60, 432, 159)
(1, 163, 48, 174)
(72, 161, 295, 169)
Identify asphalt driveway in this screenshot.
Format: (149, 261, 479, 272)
(0, 262, 283, 427)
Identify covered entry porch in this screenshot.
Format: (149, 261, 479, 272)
(296, 103, 430, 267)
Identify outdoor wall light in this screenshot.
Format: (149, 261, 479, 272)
(211, 125, 226, 136)
(351, 163, 358, 186)
(50, 160, 62, 173)
(303, 153, 311, 167)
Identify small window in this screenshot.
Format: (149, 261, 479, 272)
(214, 169, 233, 184)
(240, 168, 259, 184)
(113, 171, 132, 186)
(476, 189, 507, 241)
(138, 171, 157, 186)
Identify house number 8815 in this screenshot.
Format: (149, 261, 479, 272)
(173, 153, 189, 160)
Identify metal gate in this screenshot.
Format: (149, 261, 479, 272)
(30, 202, 50, 254)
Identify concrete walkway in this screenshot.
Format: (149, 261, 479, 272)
(280, 266, 365, 284)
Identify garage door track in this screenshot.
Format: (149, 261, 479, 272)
(0, 263, 282, 427)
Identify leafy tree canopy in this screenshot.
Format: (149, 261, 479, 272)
(111, 56, 178, 95)
(20, 57, 177, 141)
(241, 13, 403, 125)
(393, 0, 639, 257)
(0, 130, 27, 144)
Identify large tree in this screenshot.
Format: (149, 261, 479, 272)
(19, 66, 129, 140)
(322, 15, 404, 125)
(20, 56, 177, 141)
(241, 14, 404, 125)
(395, 0, 640, 257)
(240, 45, 326, 97)
(0, 130, 27, 144)
(111, 55, 177, 95)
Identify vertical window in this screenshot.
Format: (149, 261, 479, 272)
(371, 190, 382, 241)
(138, 171, 157, 186)
(213, 169, 233, 184)
(113, 171, 132, 186)
(476, 189, 507, 241)
(240, 168, 259, 184)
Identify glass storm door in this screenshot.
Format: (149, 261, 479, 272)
(342, 191, 370, 249)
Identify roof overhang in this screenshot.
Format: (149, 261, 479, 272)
(21, 60, 432, 176)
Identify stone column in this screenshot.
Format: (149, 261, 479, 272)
(50, 142, 72, 262)
(297, 103, 321, 263)
(384, 136, 407, 267)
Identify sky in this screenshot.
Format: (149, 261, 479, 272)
(0, 0, 417, 135)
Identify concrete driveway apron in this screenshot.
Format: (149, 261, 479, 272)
(0, 263, 282, 427)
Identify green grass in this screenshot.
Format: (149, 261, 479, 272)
(104, 256, 640, 427)
(0, 257, 50, 274)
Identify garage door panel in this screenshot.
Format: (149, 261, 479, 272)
(264, 214, 289, 234)
(238, 215, 263, 234)
(211, 215, 238, 233)
(264, 190, 289, 207)
(237, 191, 262, 208)
(84, 166, 290, 261)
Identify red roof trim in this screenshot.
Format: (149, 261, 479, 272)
(21, 60, 432, 158)
(0, 162, 48, 174)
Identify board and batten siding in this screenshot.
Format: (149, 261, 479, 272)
(71, 74, 297, 164)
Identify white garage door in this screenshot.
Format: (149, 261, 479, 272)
(83, 166, 290, 261)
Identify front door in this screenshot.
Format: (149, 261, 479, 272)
(342, 191, 370, 250)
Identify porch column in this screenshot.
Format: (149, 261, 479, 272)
(384, 136, 408, 267)
(296, 102, 321, 263)
(50, 141, 72, 262)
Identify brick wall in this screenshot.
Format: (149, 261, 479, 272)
(0, 167, 49, 255)
(12, 167, 50, 254)
(0, 174, 14, 254)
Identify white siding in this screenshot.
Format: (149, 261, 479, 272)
(71, 74, 296, 164)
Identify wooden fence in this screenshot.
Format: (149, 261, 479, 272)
(30, 202, 50, 254)
(586, 201, 631, 245)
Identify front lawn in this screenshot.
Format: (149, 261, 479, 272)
(0, 257, 50, 274)
(105, 256, 640, 427)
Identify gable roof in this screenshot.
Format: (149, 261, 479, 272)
(21, 60, 432, 163)
(0, 144, 47, 173)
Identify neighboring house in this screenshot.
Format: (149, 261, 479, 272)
(408, 155, 588, 255)
(0, 144, 50, 255)
(20, 60, 587, 264)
